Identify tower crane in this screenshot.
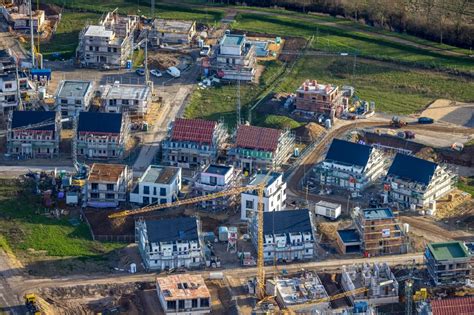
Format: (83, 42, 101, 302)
(109, 177, 268, 299)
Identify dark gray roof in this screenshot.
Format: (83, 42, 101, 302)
(205, 164, 232, 176)
(263, 209, 312, 234)
(77, 112, 122, 133)
(145, 217, 198, 243)
(388, 154, 437, 186)
(337, 229, 361, 243)
(325, 139, 373, 167)
(11, 111, 56, 131)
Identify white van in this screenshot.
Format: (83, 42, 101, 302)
(166, 66, 181, 78)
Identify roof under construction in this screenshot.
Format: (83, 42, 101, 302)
(103, 83, 151, 101)
(156, 274, 210, 301)
(154, 19, 195, 33)
(431, 296, 474, 315)
(170, 118, 217, 144)
(427, 241, 470, 261)
(141, 165, 180, 185)
(236, 125, 281, 152)
(57, 80, 92, 99)
(88, 163, 127, 182)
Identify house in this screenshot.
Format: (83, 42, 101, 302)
(229, 125, 294, 173)
(55, 80, 95, 117)
(194, 164, 240, 210)
(354, 207, 408, 256)
(77, 11, 138, 68)
(0, 50, 31, 113)
(424, 241, 471, 287)
(161, 118, 228, 169)
(76, 112, 129, 159)
(7, 110, 61, 158)
(130, 165, 181, 205)
(86, 163, 132, 207)
(214, 33, 257, 82)
(1, 3, 46, 31)
(384, 154, 456, 209)
(156, 274, 211, 314)
(249, 209, 316, 262)
(294, 80, 346, 118)
(312, 139, 386, 192)
(336, 229, 362, 255)
(101, 82, 152, 116)
(136, 217, 204, 271)
(150, 19, 196, 45)
(241, 172, 286, 221)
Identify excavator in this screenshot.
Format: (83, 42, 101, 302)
(24, 293, 41, 315)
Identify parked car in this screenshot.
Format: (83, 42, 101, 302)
(418, 117, 434, 124)
(150, 69, 162, 77)
(166, 66, 181, 78)
(200, 45, 211, 56)
(405, 130, 416, 139)
(135, 68, 145, 76)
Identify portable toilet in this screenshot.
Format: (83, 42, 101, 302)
(126, 59, 132, 69)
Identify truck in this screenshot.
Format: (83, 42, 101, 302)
(391, 116, 407, 128)
(315, 201, 342, 220)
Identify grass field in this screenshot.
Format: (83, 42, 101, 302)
(276, 56, 474, 114)
(233, 13, 474, 73)
(0, 181, 123, 259)
(458, 177, 474, 196)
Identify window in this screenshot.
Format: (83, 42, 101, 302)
(75, 100, 82, 105)
(106, 193, 115, 199)
(5, 83, 12, 89)
(106, 184, 114, 191)
(143, 186, 150, 195)
(160, 188, 166, 196)
(200, 298, 209, 308)
(192, 299, 198, 308)
(246, 200, 254, 209)
(143, 197, 150, 204)
(160, 198, 167, 204)
(178, 300, 185, 310)
(209, 176, 217, 185)
(167, 301, 176, 310)
(90, 192, 99, 198)
(61, 99, 68, 104)
(153, 187, 157, 195)
(91, 183, 98, 190)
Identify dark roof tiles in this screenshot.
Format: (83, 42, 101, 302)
(11, 111, 56, 131)
(325, 139, 373, 168)
(236, 125, 281, 152)
(171, 118, 217, 144)
(387, 153, 438, 186)
(262, 209, 312, 234)
(145, 217, 198, 243)
(77, 112, 123, 133)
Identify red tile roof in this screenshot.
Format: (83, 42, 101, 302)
(431, 297, 474, 315)
(236, 125, 281, 152)
(171, 118, 217, 144)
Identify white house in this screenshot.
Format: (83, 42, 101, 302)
(156, 275, 211, 314)
(130, 165, 181, 205)
(241, 172, 286, 221)
(136, 217, 204, 271)
(194, 164, 240, 210)
(87, 163, 132, 208)
(384, 154, 456, 209)
(313, 139, 386, 192)
(249, 209, 316, 262)
(55, 80, 95, 117)
(101, 82, 152, 116)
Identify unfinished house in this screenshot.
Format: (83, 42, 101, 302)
(312, 139, 386, 193)
(241, 172, 287, 221)
(130, 165, 181, 205)
(55, 80, 95, 117)
(150, 19, 196, 45)
(229, 125, 294, 174)
(354, 207, 407, 256)
(161, 118, 228, 169)
(101, 82, 152, 116)
(336, 229, 362, 255)
(266, 272, 329, 313)
(0, 50, 30, 113)
(295, 80, 345, 118)
(76, 112, 129, 159)
(1, 2, 45, 31)
(7, 110, 61, 158)
(86, 163, 132, 208)
(136, 217, 204, 271)
(384, 154, 456, 209)
(194, 164, 240, 210)
(342, 263, 399, 306)
(156, 275, 211, 314)
(249, 209, 316, 262)
(77, 10, 138, 68)
(424, 241, 471, 287)
(214, 33, 257, 82)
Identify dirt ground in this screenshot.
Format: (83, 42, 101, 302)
(420, 99, 474, 128)
(279, 37, 307, 62)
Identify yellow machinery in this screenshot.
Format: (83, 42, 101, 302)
(109, 181, 268, 298)
(24, 293, 41, 315)
(413, 288, 428, 301)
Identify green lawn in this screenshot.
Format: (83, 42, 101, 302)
(0, 182, 122, 258)
(275, 56, 474, 114)
(233, 13, 474, 73)
(457, 177, 474, 196)
(185, 60, 285, 127)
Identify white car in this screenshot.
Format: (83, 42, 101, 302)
(150, 69, 162, 77)
(166, 66, 181, 78)
(200, 45, 211, 56)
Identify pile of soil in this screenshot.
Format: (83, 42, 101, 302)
(279, 37, 307, 62)
(415, 147, 438, 162)
(148, 52, 180, 70)
(293, 122, 326, 143)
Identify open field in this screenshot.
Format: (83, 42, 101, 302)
(0, 179, 124, 275)
(233, 13, 474, 73)
(458, 176, 474, 196)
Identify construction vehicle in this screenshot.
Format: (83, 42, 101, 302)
(109, 176, 268, 299)
(391, 116, 407, 128)
(24, 293, 41, 315)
